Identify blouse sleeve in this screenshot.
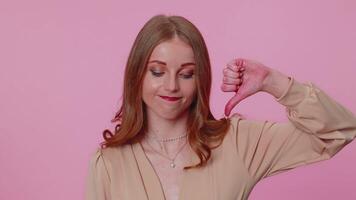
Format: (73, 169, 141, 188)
(85, 148, 111, 200)
(234, 77, 356, 181)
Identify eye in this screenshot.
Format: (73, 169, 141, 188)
(150, 70, 164, 77)
(180, 73, 194, 79)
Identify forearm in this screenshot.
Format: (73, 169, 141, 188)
(261, 69, 291, 99)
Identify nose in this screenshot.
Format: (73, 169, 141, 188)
(164, 74, 179, 92)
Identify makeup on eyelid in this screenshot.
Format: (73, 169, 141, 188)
(149, 69, 194, 78)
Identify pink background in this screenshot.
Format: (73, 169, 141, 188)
(1, 0, 355, 199)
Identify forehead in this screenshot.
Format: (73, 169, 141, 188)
(148, 37, 195, 62)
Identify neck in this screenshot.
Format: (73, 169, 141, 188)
(145, 110, 189, 140)
(143, 109, 190, 154)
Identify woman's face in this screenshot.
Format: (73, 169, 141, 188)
(142, 37, 197, 120)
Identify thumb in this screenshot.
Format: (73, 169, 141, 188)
(224, 92, 247, 117)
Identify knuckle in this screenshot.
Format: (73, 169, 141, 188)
(228, 60, 235, 66)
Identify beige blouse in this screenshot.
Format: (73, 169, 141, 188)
(85, 77, 356, 200)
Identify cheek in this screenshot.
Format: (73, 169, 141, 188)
(142, 75, 151, 97)
(142, 74, 161, 96)
(181, 82, 197, 98)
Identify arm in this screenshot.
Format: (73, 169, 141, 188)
(222, 58, 356, 181)
(234, 76, 356, 180)
(261, 68, 291, 99)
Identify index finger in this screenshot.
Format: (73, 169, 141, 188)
(226, 63, 239, 72)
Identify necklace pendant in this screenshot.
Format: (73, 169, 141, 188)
(170, 162, 176, 168)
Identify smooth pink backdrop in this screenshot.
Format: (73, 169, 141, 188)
(1, 0, 355, 199)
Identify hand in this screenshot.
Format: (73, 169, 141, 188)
(221, 58, 272, 116)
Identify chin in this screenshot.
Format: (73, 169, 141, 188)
(156, 109, 190, 120)
(158, 112, 184, 120)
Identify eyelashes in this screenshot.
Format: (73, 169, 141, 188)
(149, 70, 194, 79)
(150, 70, 164, 77)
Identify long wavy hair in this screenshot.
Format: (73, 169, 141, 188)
(101, 14, 233, 170)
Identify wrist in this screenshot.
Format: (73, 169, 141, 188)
(261, 69, 291, 99)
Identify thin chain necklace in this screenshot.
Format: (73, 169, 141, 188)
(146, 132, 188, 142)
(144, 135, 188, 168)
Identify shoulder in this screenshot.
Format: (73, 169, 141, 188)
(88, 144, 131, 171)
(226, 115, 273, 143)
(228, 115, 270, 131)
(227, 115, 249, 134)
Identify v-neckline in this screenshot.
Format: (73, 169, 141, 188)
(132, 141, 199, 200)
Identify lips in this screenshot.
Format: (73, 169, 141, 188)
(159, 96, 182, 101)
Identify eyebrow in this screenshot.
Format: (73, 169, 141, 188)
(148, 60, 196, 68)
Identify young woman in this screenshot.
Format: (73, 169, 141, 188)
(85, 14, 356, 200)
